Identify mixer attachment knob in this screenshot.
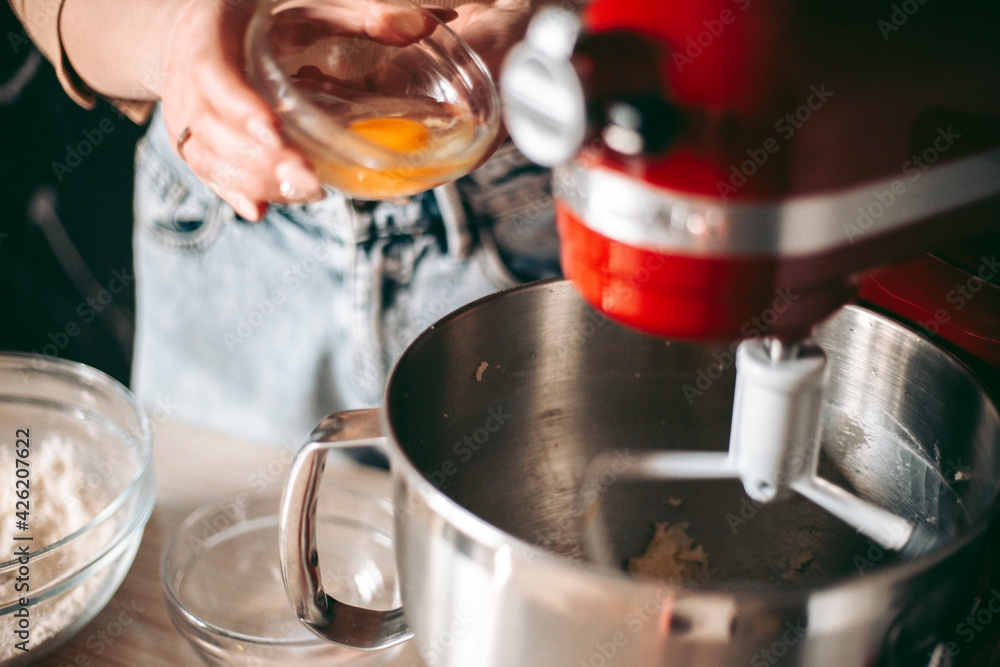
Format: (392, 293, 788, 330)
(500, 9, 587, 166)
(502, 9, 681, 165)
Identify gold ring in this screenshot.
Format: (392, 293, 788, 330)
(176, 126, 193, 161)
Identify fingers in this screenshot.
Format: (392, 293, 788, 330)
(194, 47, 274, 131)
(161, 0, 324, 220)
(176, 112, 322, 212)
(271, 2, 455, 52)
(160, 0, 465, 219)
(267, 8, 355, 59)
(171, 113, 321, 221)
(422, 7, 459, 24)
(446, 3, 532, 77)
(363, 3, 443, 46)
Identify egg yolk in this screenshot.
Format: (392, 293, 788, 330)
(349, 117, 432, 154)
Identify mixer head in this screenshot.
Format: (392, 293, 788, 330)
(502, 0, 1000, 340)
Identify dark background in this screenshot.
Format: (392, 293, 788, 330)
(2, 2, 998, 391)
(1, 2, 146, 384)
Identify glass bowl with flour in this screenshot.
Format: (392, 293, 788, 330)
(0, 353, 155, 664)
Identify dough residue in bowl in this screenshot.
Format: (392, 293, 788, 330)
(628, 522, 710, 582)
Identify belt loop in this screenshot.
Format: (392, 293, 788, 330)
(344, 197, 375, 243)
(433, 183, 472, 260)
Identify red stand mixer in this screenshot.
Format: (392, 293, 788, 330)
(500, 0, 1000, 653)
(502, 0, 1000, 341)
(276, 4, 1000, 666)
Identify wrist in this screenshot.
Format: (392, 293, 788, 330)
(155, 0, 255, 99)
(153, 0, 200, 99)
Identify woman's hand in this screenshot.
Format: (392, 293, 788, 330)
(59, 0, 552, 220)
(158, 0, 455, 221)
(159, 0, 323, 220)
(445, 0, 540, 166)
(60, 0, 334, 221)
(448, 0, 537, 80)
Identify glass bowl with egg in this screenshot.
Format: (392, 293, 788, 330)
(246, 0, 501, 200)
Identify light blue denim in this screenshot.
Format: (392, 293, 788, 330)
(132, 106, 557, 446)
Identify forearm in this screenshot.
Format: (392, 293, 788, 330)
(59, 0, 198, 100)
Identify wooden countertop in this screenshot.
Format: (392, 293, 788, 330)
(36, 420, 425, 667)
(31, 418, 1000, 666)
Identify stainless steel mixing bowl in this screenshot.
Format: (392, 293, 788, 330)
(282, 279, 1000, 666)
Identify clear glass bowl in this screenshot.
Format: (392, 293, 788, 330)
(0, 353, 155, 665)
(162, 479, 403, 666)
(246, 0, 501, 200)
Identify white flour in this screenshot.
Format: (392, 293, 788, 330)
(0, 435, 116, 661)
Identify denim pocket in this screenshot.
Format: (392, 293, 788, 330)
(133, 136, 231, 253)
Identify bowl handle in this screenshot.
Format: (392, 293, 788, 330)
(279, 408, 412, 649)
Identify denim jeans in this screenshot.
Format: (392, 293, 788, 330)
(132, 107, 557, 446)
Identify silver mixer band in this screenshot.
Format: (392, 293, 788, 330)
(555, 148, 1000, 257)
